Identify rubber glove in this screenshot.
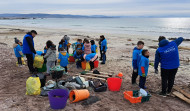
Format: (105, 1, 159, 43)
(142, 73, 146, 77)
(149, 63, 154, 67)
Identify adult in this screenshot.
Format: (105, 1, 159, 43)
(154, 36, 184, 97)
(22, 30, 37, 73)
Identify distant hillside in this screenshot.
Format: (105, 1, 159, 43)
(0, 13, 116, 19)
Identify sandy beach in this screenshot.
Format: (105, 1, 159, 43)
(0, 25, 190, 111)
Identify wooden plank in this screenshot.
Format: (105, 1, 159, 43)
(83, 73, 109, 78)
(173, 91, 190, 104)
(173, 86, 190, 99)
(89, 71, 113, 76)
(75, 74, 106, 81)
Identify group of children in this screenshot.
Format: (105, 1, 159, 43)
(13, 35, 107, 75)
(132, 41, 151, 89)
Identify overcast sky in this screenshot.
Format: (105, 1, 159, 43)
(0, 0, 190, 16)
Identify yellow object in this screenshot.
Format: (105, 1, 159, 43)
(58, 59, 61, 63)
(26, 77, 41, 95)
(33, 56, 44, 68)
(85, 62, 91, 71)
(96, 48, 98, 53)
(16, 57, 26, 66)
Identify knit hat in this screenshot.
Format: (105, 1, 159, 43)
(14, 38, 20, 44)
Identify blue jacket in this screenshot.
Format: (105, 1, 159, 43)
(22, 34, 34, 54)
(154, 37, 184, 70)
(58, 40, 68, 51)
(13, 44, 22, 57)
(73, 51, 83, 59)
(58, 52, 69, 67)
(101, 39, 107, 52)
(132, 47, 142, 69)
(85, 53, 96, 62)
(91, 44, 97, 53)
(138, 56, 149, 77)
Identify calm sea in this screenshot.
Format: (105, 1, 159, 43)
(0, 18, 190, 38)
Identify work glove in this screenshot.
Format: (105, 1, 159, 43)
(134, 69, 137, 73)
(149, 63, 154, 67)
(155, 69, 158, 74)
(142, 73, 146, 77)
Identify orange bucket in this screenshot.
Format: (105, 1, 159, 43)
(81, 61, 86, 70)
(69, 89, 90, 103)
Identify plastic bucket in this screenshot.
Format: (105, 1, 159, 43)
(94, 60, 99, 68)
(69, 89, 90, 103)
(81, 61, 86, 70)
(48, 89, 69, 109)
(107, 78, 122, 91)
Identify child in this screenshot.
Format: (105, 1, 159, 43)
(13, 38, 24, 66)
(58, 48, 69, 73)
(90, 40, 97, 53)
(83, 53, 98, 70)
(72, 39, 83, 51)
(73, 50, 83, 68)
(44, 40, 56, 75)
(82, 39, 91, 54)
(132, 41, 144, 85)
(138, 49, 149, 89)
(58, 39, 67, 52)
(100, 35, 107, 64)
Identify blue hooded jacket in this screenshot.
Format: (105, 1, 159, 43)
(58, 51, 69, 67)
(73, 51, 83, 59)
(85, 53, 96, 62)
(58, 40, 68, 51)
(154, 37, 184, 70)
(132, 47, 142, 69)
(13, 44, 22, 57)
(22, 34, 34, 54)
(91, 44, 97, 53)
(138, 56, 149, 77)
(101, 39, 107, 52)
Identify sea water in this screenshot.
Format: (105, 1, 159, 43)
(0, 18, 190, 38)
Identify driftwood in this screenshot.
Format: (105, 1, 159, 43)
(179, 46, 190, 50)
(173, 91, 190, 104)
(169, 38, 190, 41)
(82, 73, 110, 78)
(75, 74, 106, 81)
(89, 71, 113, 76)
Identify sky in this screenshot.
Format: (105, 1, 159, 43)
(0, 0, 190, 17)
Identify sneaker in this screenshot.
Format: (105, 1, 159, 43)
(132, 83, 138, 86)
(19, 65, 23, 67)
(166, 92, 171, 96)
(158, 92, 167, 97)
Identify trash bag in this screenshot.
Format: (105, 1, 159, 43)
(26, 77, 41, 95)
(85, 62, 91, 71)
(16, 57, 26, 66)
(33, 56, 44, 68)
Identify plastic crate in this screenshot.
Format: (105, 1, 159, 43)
(123, 91, 142, 103)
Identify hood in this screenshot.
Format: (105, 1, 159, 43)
(13, 43, 18, 48)
(90, 40, 95, 45)
(60, 51, 67, 56)
(133, 47, 141, 51)
(50, 45, 56, 50)
(159, 39, 169, 47)
(84, 43, 91, 47)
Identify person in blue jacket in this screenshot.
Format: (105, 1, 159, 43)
(154, 36, 184, 97)
(83, 53, 98, 70)
(13, 38, 24, 66)
(132, 41, 144, 85)
(22, 30, 37, 73)
(100, 35, 107, 64)
(58, 39, 67, 52)
(73, 50, 83, 68)
(138, 49, 150, 89)
(90, 40, 97, 53)
(58, 48, 69, 73)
